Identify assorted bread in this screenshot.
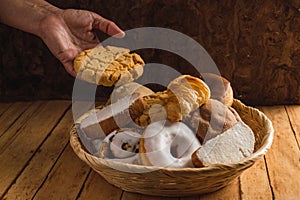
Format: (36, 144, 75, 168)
(74, 45, 256, 168)
(129, 75, 211, 126)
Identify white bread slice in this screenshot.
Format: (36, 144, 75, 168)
(192, 121, 255, 167)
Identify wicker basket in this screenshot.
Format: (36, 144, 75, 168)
(69, 99, 274, 196)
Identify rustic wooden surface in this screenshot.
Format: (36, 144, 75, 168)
(0, 0, 300, 105)
(0, 100, 299, 200)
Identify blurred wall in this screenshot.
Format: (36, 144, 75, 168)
(0, 0, 299, 105)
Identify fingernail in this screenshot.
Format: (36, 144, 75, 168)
(113, 31, 126, 38)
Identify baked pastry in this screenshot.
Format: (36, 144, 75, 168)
(77, 83, 153, 139)
(188, 99, 241, 143)
(74, 45, 144, 86)
(76, 97, 139, 139)
(201, 73, 234, 106)
(99, 129, 142, 165)
(139, 120, 201, 168)
(107, 82, 154, 105)
(76, 97, 132, 139)
(129, 75, 211, 126)
(168, 75, 211, 116)
(192, 121, 255, 167)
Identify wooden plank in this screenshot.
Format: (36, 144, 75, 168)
(77, 170, 123, 200)
(0, 100, 70, 197)
(285, 105, 300, 149)
(121, 191, 179, 200)
(181, 179, 240, 200)
(238, 106, 272, 199)
(239, 157, 272, 200)
(260, 106, 300, 199)
(121, 179, 239, 200)
(32, 145, 90, 200)
(0, 101, 32, 137)
(2, 109, 73, 200)
(0, 102, 12, 116)
(0, 101, 44, 154)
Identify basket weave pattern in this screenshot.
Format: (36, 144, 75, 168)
(70, 99, 274, 196)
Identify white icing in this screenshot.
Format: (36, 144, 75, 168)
(109, 130, 141, 158)
(142, 121, 201, 168)
(107, 154, 142, 165)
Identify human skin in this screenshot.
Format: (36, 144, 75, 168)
(0, 0, 125, 76)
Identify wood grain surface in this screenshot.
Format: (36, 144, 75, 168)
(0, 101, 299, 199)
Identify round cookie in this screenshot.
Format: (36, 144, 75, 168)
(74, 45, 145, 86)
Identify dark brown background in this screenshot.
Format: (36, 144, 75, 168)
(0, 0, 299, 105)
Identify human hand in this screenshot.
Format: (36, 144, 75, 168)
(39, 9, 125, 76)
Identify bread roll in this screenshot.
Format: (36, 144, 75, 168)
(202, 73, 234, 106)
(188, 99, 241, 143)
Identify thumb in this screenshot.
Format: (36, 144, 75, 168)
(63, 62, 77, 77)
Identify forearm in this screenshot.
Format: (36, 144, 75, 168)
(0, 0, 61, 36)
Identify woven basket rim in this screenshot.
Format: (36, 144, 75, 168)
(70, 99, 274, 172)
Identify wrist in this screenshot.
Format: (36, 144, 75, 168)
(34, 3, 63, 38)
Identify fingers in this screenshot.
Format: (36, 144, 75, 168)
(63, 62, 77, 77)
(92, 13, 125, 38)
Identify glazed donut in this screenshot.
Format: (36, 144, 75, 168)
(99, 129, 142, 165)
(188, 99, 241, 143)
(139, 120, 201, 168)
(201, 73, 234, 106)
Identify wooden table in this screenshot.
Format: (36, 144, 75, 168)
(0, 100, 299, 200)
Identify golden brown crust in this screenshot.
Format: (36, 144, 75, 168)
(129, 90, 179, 126)
(139, 138, 153, 166)
(191, 149, 204, 168)
(129, 75, 210, 126)
(168, 75, 211, 115)
(74, 46, 145, 86)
